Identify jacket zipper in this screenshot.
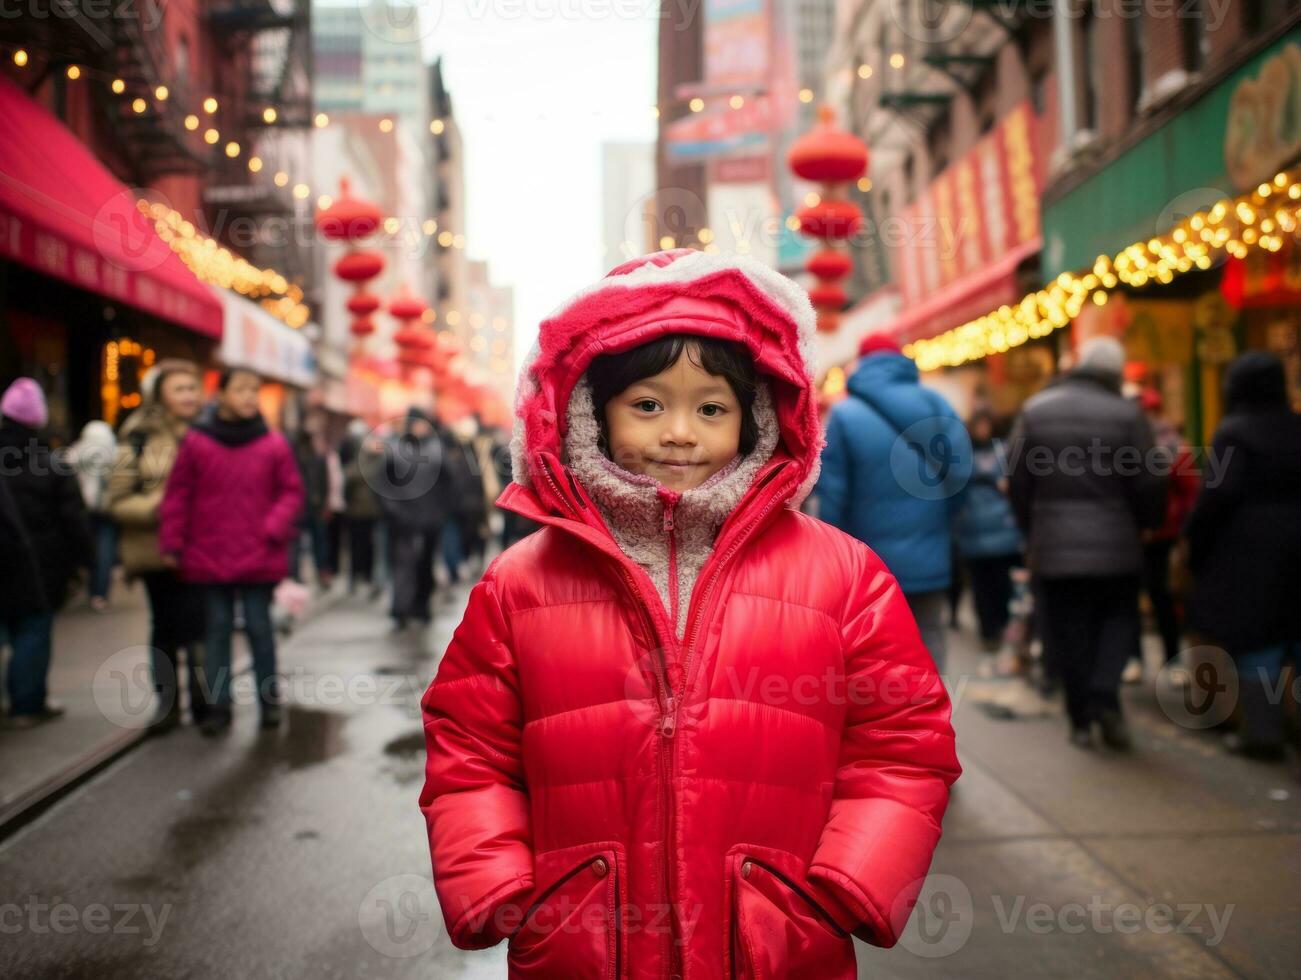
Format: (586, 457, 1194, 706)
(540, 454, 796, 980)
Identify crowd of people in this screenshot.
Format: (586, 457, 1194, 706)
(0, 362, 530, 735)
(814, 332, 1301, 762)
(0, 322, 1298, 763)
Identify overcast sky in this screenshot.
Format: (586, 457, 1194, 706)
(422, 3, 660, 363)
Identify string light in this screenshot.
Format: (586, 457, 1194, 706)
(905, 167, 1301, 371)
(111, 78, 125, 94)
(66, 65, 80, 80)
(184, 114, 199, 130)
(429, 118, 445, 134)
(155, 85, 168, 100)
(262, 106, 277, 123)
(203, 96, 218, 113)
(315, 112, 329, 128)
(144, 200, 309, 328)
(132, 98, 147, 114)
(14, 49, 28, 67)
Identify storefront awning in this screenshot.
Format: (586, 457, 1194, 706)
(884, 238, 1040, 346)
(218, 291, 316, 388)
(0, 75, 223, 338)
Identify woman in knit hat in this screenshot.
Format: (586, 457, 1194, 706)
(0, 377, 92, 728)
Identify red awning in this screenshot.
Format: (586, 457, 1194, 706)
(0, 75, 222, 338)
(885, 238, 1041, 346)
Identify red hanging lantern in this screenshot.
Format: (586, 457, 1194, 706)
(807, 248, 853, 281)
(334, 249, 385, 282)
(816, 311, 841, 334)
(347, 291, 381, 316)
(350, 316, 377, 337)
(788, 106, 870, 183)
(796, 199, 862, 239)
(315, 177, 384, 241)
(788, 105, 870, 333)
(808, 282, 848, 311)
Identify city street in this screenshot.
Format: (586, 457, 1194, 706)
(2, 578, 1297, 979)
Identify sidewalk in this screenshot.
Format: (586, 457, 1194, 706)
(0, 575, 344, 835)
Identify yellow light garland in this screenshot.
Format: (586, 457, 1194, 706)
(904, 167, 1301, 372)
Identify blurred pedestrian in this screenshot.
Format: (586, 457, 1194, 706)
(159, 368, 303, 736)
(290, 426, 334, 588)
(1186, 351, 1301, 760)
(952, 409, 1023, 665)
(340, 419, 384, 597)
(108, 359, 207, 734)
(815, 334, 971, 671)
(419, 250, 959, 973)
(1009, 337, 1166, 750)
(382, 407, 451, 628)
(70, 419, 118, 611)
(490, 424, 536, 547)
(0, 378, 92, 728)
(441, 414, 488, 584)
(1133, 388, 1199, 674)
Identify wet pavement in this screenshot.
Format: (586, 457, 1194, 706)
(2, 572, 1299, 978)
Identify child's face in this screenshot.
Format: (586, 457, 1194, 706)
(218, 371, 262, 420)
(602, 344, 743, 491)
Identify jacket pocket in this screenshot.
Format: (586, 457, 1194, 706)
(724, 844, 855, 980)
(508, 841, 624, 980)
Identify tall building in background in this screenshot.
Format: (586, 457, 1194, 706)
(654, 0, 708, 250)
(655, 0, 833, 270)
(313, 0, 428, 125)
(601, 142, 656, 270)
(465, 260, 516, 406)
(428, 59, 469, 348)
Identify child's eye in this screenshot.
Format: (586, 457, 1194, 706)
(700, 404, 726, 418)
(633, 399, 660, 413)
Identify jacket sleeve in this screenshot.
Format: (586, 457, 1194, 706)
(55, 465, 93, 566)
(108, 440, 162, 528)
(1128, 412, 1168, 531)
(419, 564, 534, 949)
(815, 408, 852, 531)
(261, 436, 305, 544)
(158, 434, 196, 557)
(806, 544, 961, 947)
(1007, 413, 1032, 532)
(1184, 428, 1243, 572)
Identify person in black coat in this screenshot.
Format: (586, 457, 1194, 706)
(1009, 338, 1167, 750)
(0, 378, 93, 727)
(379, 407, 454, 628)
(1186, 351, 1301, 758)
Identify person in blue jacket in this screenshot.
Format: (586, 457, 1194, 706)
(952, 409, 1024, 656)
(815, 334, 971, 671)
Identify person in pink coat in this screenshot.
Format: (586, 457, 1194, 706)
(419, 250, 960, 978)
(160, 367, 303, 735)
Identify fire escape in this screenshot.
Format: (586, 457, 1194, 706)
(204, 0, 315, 294)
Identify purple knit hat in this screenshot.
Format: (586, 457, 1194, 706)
(1, 378, 48, 429)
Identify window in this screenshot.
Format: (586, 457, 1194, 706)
(1182, 0, 1208, 73)
(1126, 10, 1145, 113)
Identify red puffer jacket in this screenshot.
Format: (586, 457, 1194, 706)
(420, 250, 961, 979)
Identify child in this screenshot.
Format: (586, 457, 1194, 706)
(159, 367, 303, 735)
(419, 250, 960, 978)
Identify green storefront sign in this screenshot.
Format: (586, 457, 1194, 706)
(1042, 29, 1301, 282)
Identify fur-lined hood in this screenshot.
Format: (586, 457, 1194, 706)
(500, 249, 825, 532)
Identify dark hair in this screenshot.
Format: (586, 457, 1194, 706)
(218, 366, 261, 390)
(585, 335, 760, 456)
